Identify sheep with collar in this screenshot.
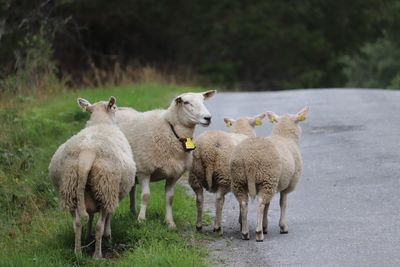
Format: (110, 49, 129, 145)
(116, 90, 216, 229)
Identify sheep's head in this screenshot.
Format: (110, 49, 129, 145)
(173, 90, 216, 127)
(77, 96, 117, 126)
(224, 112, 267, 137)
(267, 107, 309, 140)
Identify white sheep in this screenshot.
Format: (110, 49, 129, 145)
(116, 90, 216, 229)
(49, 96, 136, 258)
(189, 113, 267, 235)
(231, 107, 309, 241)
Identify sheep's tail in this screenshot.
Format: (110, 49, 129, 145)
(77, 150, 96, 220)
(247, 167, 257, 199)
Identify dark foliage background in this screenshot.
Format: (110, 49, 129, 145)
(1, 0, 400, 90)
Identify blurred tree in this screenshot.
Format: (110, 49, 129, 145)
(0, 0, 396, 90)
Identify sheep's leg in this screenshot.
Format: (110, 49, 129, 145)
(262, 202, 270, 234)
(165, 178, 177, 230)
(93, 209, 108, 259)
(255, 196, 266, 242)
(71, 209, 82, 255)
(239, 197, 249, 240)
(86, 212, 94, 242)
(103, 213, 111, 243)
(194, 188, 204, 231)
(129, 181, 137, 216)
(279, 192, 289, 234)
(238, 204, 242, 229)
(214, 189, 225, 236)
(138, 175, 150, 222)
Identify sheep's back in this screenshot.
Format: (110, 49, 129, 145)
(117, 109, 189, 179)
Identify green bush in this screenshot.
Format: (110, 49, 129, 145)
(342, 38, 400, 89)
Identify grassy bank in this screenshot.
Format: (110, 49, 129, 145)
(0, 84, 208, 266)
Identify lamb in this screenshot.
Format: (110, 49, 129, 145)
(116, 90, 216, 229)
(189, 113, 267, 235)
(49, 96, 136, 258)
(231, 107, 309, 242)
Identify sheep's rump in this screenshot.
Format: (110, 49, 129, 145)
(58, 156, 121, 213)
(189, 131, 233, 193)
(231, 138, 282, 197)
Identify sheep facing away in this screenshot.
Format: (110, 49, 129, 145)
(116, 90, 216, 229)
(49, 97, 136, 258)
(231, 107, 309, 241)
(189, 113, 267, 235)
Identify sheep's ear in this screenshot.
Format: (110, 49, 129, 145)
(267, 111, 279, 124)
(175, 96, 183, 105)
(294, 106, 309, 123)
(250, 112, 267, 126)
(77, 98, 93, 113)
(202, 90, 216, 100)
(224, 118, 235, 128)
(107, 96, 116, 110)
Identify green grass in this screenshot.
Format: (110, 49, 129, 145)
(0, 84, 210, 266)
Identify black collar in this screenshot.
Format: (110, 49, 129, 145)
(168, 123, 196, 151)
(169, 123, 181, 140)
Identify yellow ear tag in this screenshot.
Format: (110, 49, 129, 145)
(184, 138, 196, 150)
(81, 106, 87, 112)
(255, 117, 262, 126)
(297, 114, 306, 122)
(225, 121, 232, 128)
(268, 116, 277, 123)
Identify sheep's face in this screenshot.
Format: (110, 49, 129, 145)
(267, 107, 309, 139)
(174, 90, 216, 127)
(224, 112, 267, 137)
(77, 96, 117, 125)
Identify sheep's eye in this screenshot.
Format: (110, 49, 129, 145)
(183, 101, 190, 105)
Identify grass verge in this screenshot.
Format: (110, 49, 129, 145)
(0, 84, 209, 266)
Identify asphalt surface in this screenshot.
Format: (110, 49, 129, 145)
(191, 89, 400, 267)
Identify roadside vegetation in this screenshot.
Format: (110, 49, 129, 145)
(2, 0, 400, 91)
(0, 84, 210, 267)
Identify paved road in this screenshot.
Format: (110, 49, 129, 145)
(192, 89, 400, 267)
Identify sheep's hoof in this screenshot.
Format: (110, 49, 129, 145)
(213, 227, 223, 236)
(263, 227, 268, 234)
(103, 235, 112, 247)
(196, 225, 202, 232)
(280, 230, 289, 234)
(255, 231, 264, 242)
(137, 215, 146, 223)
(241, 233, 249, 240)
(130, 208, 137, 216)
(167, 222, 177, 230)
(280, 225, 288, 234)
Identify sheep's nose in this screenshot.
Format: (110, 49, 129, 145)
(204, 116, 211, 123)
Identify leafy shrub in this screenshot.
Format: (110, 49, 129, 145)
(342, 38, 400, 89)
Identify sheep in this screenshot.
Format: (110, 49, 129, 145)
(188, 113, 267, 235)
(231, 107, 309, 242)
(49, 96, 136, 258)
(116, 90, 216, 229)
